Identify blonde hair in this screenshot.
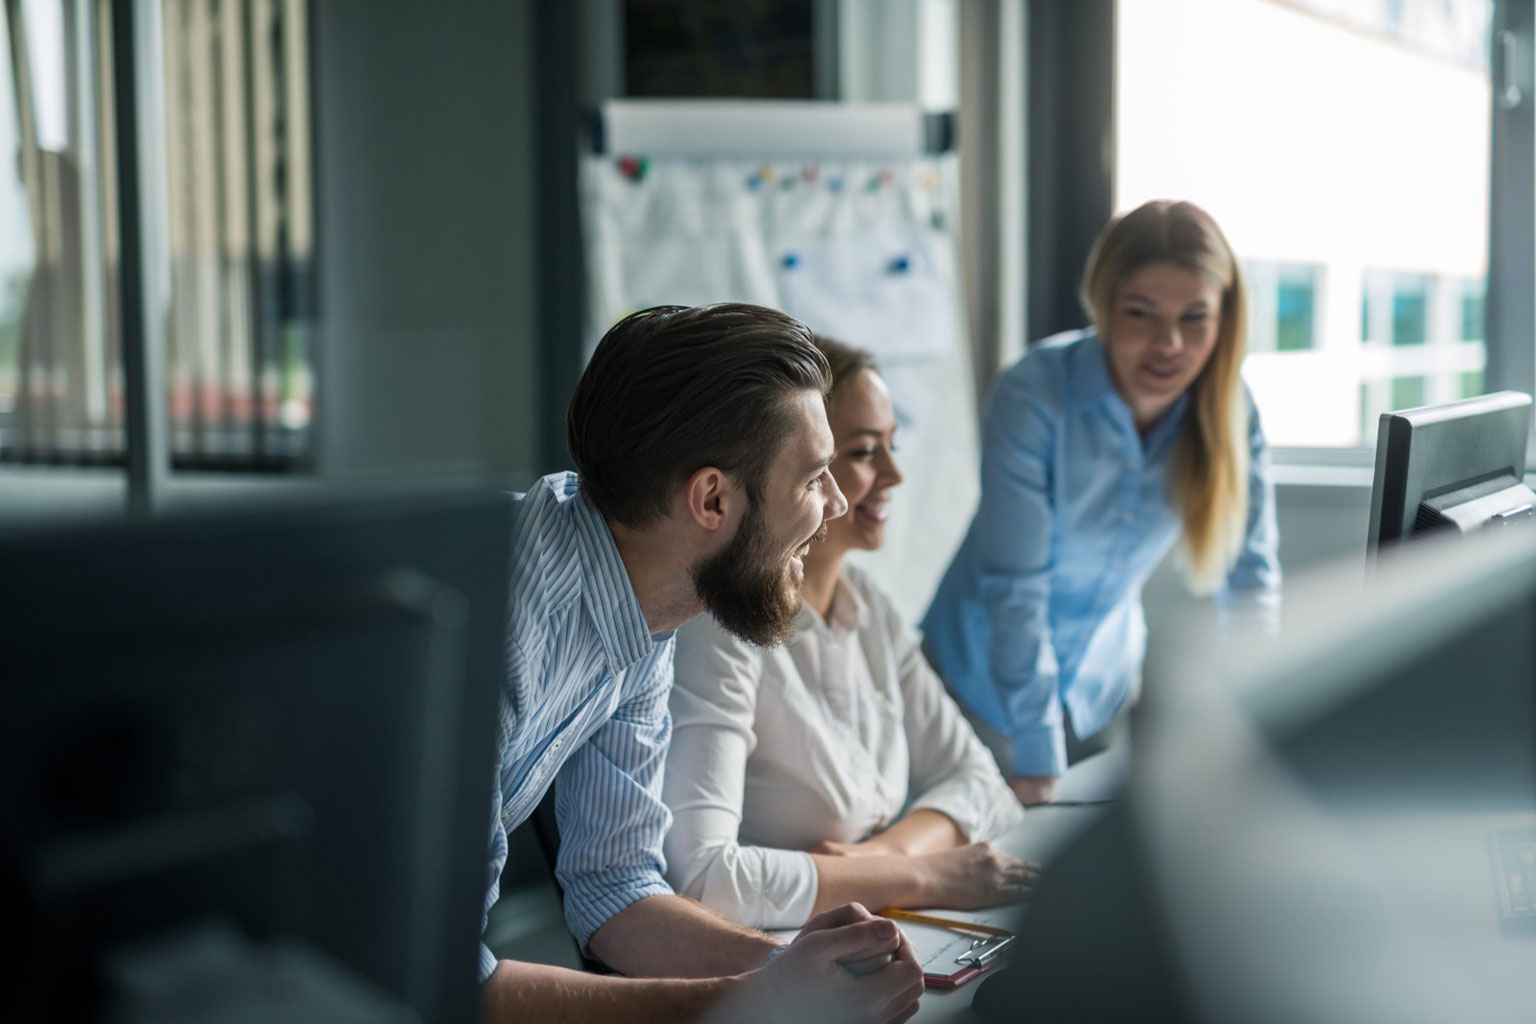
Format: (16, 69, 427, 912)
(1079, 200, 1249, 593)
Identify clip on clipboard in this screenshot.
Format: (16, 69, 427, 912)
(878, 910, 1015, 990)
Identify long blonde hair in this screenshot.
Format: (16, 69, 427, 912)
(1079, 200, 1249, 593)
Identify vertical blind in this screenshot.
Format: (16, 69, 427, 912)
(0, 0, 313, 470)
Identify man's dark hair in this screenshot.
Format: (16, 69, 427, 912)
(567, 303, 833, 528)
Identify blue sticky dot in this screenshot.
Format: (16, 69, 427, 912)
(889, 255, 911, 274)
(827, 176, 844, 192)
(782, 253, 800, 270)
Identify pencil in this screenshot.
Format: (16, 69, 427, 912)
(877, 909, 1013, 937)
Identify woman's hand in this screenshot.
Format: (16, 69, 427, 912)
(915, 843, 1042, 909)
(1007, 775, 1058, 805)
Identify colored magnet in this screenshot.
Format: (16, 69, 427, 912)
(888, 255, 912, 274)
(617, 155, 648, 182)
(827, 176, 844, 192)
(781, 252, 801, 270)
(759, 163, 777, 183)
(747, 174, 763, 191)
(802, 164, 820, 183)
(879, 168, 895, 185)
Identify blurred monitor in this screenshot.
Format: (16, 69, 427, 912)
(977, 526, 1536, 1023)
(1367, 390, 1536, 556)
(0, 489, 511, 1022)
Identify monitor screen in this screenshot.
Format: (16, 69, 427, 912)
(1367, 390, 1536, 555)
(0, 488, 511, 1022)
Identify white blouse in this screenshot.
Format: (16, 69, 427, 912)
(663, 564, 1024, 929)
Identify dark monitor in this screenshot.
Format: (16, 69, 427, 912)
(976, 524, 1536, 1023)
(0, 488, 511, 1022)
(1367, 390, 1536, 555)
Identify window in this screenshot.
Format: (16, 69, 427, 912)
(1274, 265, 1317, 352)
(1390, 274, 1430, 347)
(160, 0, 314, 467)
(1116, 0, 1493, 449)
(1460, 277, 1486, 343)
(1360, 374, 1430, 438)
(0, 0, 314, 471)
(1392, 374, 1429, 408)
(0, 0, 122, 463)
(0, 11, 28, 451)
(1245, 260, 1320, 353)
(624, 0, 818, 98)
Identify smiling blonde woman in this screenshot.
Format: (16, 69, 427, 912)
(922, 199, 1282, 804)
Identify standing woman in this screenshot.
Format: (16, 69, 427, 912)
(661, 337, 1034, 931)
(922, 199, 1281, 804)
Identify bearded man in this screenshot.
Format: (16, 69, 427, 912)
(480, 304, 925, 1024)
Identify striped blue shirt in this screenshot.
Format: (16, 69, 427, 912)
(480, 472, 676, 982)
(922, 330, 1280, 778)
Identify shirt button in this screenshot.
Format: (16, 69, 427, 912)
(552, 738, 563, 751)
(1126, 460, 1137, 471)
(1122, 510, 1135, 522)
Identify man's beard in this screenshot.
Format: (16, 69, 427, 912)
(691, 501, 825, 648)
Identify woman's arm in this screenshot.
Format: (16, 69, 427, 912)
(897, 607, 1028, 840)
(813, 809, 965, 858)
(663, 621, 821, 930)
(1219, 392, 1282, 629)
(827, 597, 1026, 858)
(666, 618, 1037, 926)
(974, 365, 1069, 780)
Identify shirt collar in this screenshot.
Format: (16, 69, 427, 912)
(1142, 391, 1192, 459)
(1072, 332, 1192, 457)
(570, 486, 656, 672)
(795, 572, 871, 636)
(1067, 332, 1118, 408)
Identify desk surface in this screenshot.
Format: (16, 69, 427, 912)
(909, 747, 1126, 1023)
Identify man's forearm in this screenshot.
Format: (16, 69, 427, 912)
(482, 959, 734, 1023)
(588, 894, 780, 978)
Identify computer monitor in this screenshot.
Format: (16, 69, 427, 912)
(975, 525, 1536, 1023)
(1366, 390, 1536, 555)
(0, 488, 511, 1022)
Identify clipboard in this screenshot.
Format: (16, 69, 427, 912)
(878, 910, 1015, 990)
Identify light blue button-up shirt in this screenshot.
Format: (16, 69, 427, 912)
(921, 330, 1280, 778)
(480, 472, 675, 982)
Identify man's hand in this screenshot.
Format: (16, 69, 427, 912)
(1007, 774, 1058, 805)
(712, 904, 923, 1024)
(914, 843, 1041, 910)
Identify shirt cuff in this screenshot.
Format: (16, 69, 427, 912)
(478, 941, 499, 985)
(563, 869, 674, 953)
(1009, 723, 1068, 777)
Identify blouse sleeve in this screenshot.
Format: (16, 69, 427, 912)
(661, 616, 819, 929)
(1218, 390, 1283, 633)
(883, 591, 1024, 843)
(974, 363, 1068, 775)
